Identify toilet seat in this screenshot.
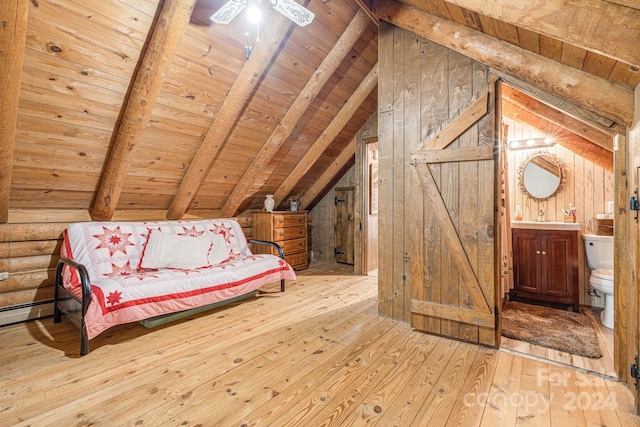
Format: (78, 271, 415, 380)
(592, 269, 613, 280)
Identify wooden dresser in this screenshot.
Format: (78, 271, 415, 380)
(252, 211, 309, 270)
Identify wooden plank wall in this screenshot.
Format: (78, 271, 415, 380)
(377, 22, 490, 323)
(310, 111, 377, 271)
(309, 167, 356, 263)
(504, 117, 614, 308)
(619, 86, 639, 396)
(354, 112, 378, 275)
(0, 210, 250, 320)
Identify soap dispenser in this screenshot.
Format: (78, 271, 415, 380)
(514, 205, 523, 221)
(538, 209, 545, 222)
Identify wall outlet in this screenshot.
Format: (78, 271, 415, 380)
(0, 272, 8, 281)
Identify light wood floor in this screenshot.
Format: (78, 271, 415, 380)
(500, 305, 616, 378)
(1, 261, 638, 426)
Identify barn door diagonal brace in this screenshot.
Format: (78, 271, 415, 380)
(413, 163, 491, 313)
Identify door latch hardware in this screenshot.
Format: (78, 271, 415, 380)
(631, 189, 639, 221)
(631, 354, 640, 389)
(334, 196, 346, 205)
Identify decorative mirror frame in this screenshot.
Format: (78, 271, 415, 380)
(516, 151, 567, 202)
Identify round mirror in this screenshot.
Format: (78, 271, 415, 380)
(517, 152, 566, 202)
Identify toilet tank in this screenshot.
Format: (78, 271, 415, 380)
(583, 234, 614, 270)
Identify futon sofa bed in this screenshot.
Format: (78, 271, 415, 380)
(54, 218, 296, 355)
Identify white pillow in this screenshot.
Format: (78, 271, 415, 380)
(208, 233, 229, 266)
(139, 230, 212, 270)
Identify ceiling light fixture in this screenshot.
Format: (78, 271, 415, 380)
(210, 0, 315, 60)
(508, 137, 556, 151)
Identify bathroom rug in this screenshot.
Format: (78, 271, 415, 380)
(501, 301, 602, 358)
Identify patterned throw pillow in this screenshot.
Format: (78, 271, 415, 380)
(139, 230, 212, 270)
(208, 233, 229, 266)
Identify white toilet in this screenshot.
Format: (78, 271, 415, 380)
(583, 234, 614, 329)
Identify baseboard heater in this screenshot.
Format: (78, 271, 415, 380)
(0, 300, 55, 327)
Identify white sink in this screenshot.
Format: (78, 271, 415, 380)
(511, 220, 581, 231)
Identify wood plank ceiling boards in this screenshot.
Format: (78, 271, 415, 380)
(272, 63, 379, 208)
(166, 10, 295, 220)
(0, 0, 29, 223)
(91, 0, 198, 221)
(221, 9, 371, 217)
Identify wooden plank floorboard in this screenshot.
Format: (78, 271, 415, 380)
(30, 299, 381, 426)
(132, 302, 386, 425)
(0, 261, 637, 426)
(337, 331, 442, 425)
(444, 346, 501, 426)
(237, 320, 405, 426)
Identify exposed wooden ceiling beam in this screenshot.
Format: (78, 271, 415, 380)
(372, 0, 634, 127)
(90, 0, 197, 221)
(495, 72, 626, 135)
(502, 100, 613, 172)
(604, 0, 640, 10)
(220, 9, 371, 217)
(0, 0, 28, 223)
(272, 62, 379, 208)
(300, 138, 356, 210)
(354, 0, 379, 25)
(502, 85, 614, 152)
(442, 0, 640, 66)
(603, 0, 640, 9)
(166, 11, 294, 220)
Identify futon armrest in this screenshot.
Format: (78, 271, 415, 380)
(248, 239, 285, 259)
(55, 257, 92, 312)
(54, 257, 92, 355)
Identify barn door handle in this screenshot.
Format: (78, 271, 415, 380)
(334, 196, 346, 205)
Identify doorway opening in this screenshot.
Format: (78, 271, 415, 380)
(364, 139, 378, 277)
(499, 82, 618, 378)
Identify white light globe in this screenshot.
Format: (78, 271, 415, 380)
(247, 5, 261, 24)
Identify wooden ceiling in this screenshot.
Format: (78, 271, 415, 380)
(1, 0, 637, 222)
(3, 0, 378, 220)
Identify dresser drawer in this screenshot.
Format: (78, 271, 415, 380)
(272, 214, 306, 228)
(273, 225, 305, 240)
(252, 211, 308, 271)
(286, 252, 309, 270)
(277, 237, 306, 255)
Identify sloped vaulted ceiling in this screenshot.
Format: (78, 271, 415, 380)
(2, 0, 637, 222)
(3, 0, 378, 220)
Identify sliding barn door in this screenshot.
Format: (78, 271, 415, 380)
(378, 23, 500, 346)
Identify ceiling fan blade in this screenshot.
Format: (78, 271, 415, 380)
(271, 0, 315, 27)
(210, 0, 247, 24)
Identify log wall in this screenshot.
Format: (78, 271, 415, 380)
(505, 117, 615, 308)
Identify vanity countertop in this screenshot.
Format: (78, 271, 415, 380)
(511, 220, 581, 231)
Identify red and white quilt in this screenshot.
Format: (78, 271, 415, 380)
(60, 219, 296, 339)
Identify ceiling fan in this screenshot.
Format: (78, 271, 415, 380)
(210, 0, 315, 27)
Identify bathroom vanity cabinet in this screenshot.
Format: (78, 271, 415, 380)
(511, 226, 579, 312)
